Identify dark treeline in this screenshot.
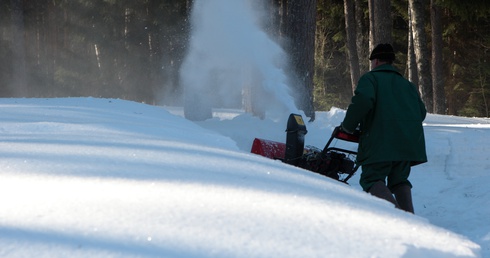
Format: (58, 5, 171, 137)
(314, 0, 490, 117)
(1, 0, 490, 117)
(1, 0, 191, 105)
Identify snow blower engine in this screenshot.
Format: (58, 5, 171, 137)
(251, 113, 361, 183)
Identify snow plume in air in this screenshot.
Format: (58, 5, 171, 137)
(180, 0, 298, 120)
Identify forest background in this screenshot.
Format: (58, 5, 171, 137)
(1, 0, 490, 119)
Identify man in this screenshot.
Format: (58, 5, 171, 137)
(341, 43, 427, 213)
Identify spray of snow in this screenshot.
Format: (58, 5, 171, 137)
(179, 0, 298, 119)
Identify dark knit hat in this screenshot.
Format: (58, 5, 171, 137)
(369, 43, 395, 61)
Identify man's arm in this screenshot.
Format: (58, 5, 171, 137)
(342, 75, 376, 132)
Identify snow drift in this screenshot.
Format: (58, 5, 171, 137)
(0, 98, 484, 257)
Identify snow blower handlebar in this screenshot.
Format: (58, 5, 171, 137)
(322, 125, 360, 154)
(333, 125, 361, 143)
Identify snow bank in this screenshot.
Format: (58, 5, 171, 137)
(0, 98, 482, 257)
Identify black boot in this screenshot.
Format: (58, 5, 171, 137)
(368, 181, 400, 209)
(393, 184, 414, 214)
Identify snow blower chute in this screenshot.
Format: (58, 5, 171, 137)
(251, 113, 360, 183)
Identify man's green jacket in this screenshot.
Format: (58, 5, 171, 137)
(342, 64, 427, 166)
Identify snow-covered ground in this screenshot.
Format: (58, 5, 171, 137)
(0, 97, 487, 257)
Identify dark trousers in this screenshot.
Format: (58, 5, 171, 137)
(360, 161, 412, 192)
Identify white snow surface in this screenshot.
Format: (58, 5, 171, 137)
(0, 97, 488, 257)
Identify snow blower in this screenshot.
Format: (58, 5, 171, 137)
(251, 113, 360, 183)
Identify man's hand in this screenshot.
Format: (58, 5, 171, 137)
(339, 123, 354, 134)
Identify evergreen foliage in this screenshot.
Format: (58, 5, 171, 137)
(1, 0, 490, 116)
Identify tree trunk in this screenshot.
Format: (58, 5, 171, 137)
(344, 0, 360, 94)
(368, 0, 392, 69)
(409, 0, 433, 112)
(407, 6, 418, 85)
(278, 0, 288, 37)
(10, 0, 27, 97)
(372, 0, 392, 45)
(286, 0, 317, 121)
(46, 0, 58, 93)
(431, 0, 446, 114)
(368, 0, 375, 53)
(355, 0, 368, 74)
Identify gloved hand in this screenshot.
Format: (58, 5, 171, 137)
(337, 123, 354, 134)
(332, 124, 348, 138)
(333, 123, 361, 142)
